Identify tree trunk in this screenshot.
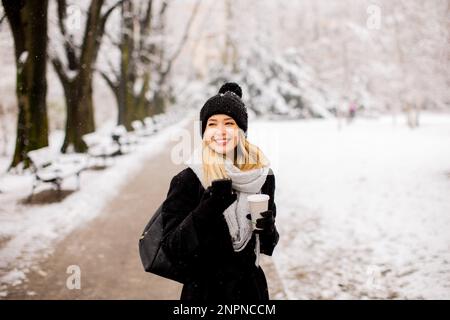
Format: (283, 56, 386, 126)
(118, 0, 135, 130)
(59, 78, 94, 153)
(59, 74, 96, 154)
(59, 1, 102, 152)
(2, 0, 49, 169)
(135, 71, 151, 118)
(152, 91, 166, 115)
(111, 0, 152, 129)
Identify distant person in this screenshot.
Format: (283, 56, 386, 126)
(161, 82, 279, 301)
(348, 102, 357, 123)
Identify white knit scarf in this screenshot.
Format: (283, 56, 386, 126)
(185, 147, 270, 262)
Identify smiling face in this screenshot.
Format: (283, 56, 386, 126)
(203, 114, 240, 156)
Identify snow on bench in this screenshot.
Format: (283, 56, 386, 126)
(111, 125, 140, 152)
(152, 114, 167, 131)
(144, 117, 158, 133)
(131, 120, 155, 137)
(150, 110, 183, 131)
(27, 147, 87, 198)
(82, 132, 121, 164)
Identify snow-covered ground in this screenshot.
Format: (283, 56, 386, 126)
(1, 111, 449, 300)
(0, 113, 194, 295)
(251, 113, 450, 299)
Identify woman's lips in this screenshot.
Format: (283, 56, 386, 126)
(214, 138, 230, 146)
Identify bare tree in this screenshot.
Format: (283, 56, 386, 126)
(50, 0, 122, 153)
(100, 0, 154, 130)
(100, 0, 200, 130)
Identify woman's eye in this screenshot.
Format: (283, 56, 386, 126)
(208, 123, 216, 126)
(225, 122, 234, 126)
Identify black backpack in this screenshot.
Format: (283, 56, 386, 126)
(138, 204, 187, 284)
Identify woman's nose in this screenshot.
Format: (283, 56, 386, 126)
(217, 123, 227, 133)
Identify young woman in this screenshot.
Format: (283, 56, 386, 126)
(161, 82, 279, 301)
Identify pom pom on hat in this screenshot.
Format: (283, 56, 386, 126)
(218, 82, 242, 98)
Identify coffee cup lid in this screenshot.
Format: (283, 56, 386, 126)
(247, 194, 270, 202)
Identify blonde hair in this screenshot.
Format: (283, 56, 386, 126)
(202, 129, 270, 187)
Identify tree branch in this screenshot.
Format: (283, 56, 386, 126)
(159, 0, 169, 18)
(141, 0, 153, 34)
(95, 47, 119, 91)
(99, 0, 124, 35)
(98, 70, 118, 92)
(2, 0, 26, 58)
(104, 30, 121, 47)
(50, 55, 69, 89)
(161, 0, 201, 81)
(105, 55, 119, 79)
(55, 0, 79, 69)
(56, 0, 67, 37)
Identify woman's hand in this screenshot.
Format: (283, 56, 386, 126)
(194, 181, 237, 224)
(202, 183, 237, 213)
(246, 210, 275, 234)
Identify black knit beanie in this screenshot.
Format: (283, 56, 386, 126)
(199, 82, 248, 137)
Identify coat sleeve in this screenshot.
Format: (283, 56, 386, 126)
(259, 170, 280, 256)
(160, 169, 233, 273)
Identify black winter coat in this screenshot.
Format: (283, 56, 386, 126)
(161, 167, 279, 301)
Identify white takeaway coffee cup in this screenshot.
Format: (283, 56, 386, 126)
(247, 194, 270, 230)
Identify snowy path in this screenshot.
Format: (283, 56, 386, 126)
(252, 113, 450, 299)
(0, 116, 195, 298)
(2, 133, 184, 299)
(0, 115, 190, 295)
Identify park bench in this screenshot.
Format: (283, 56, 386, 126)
(132, 120, 155, 137)
(27, 147, 87, 199)
(111, 125, 140, 153)
(144, 117, 158, 134)
(152, 114, 167, 131)
(82, 132, 121, 165)
(151, 110, 183, 131)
